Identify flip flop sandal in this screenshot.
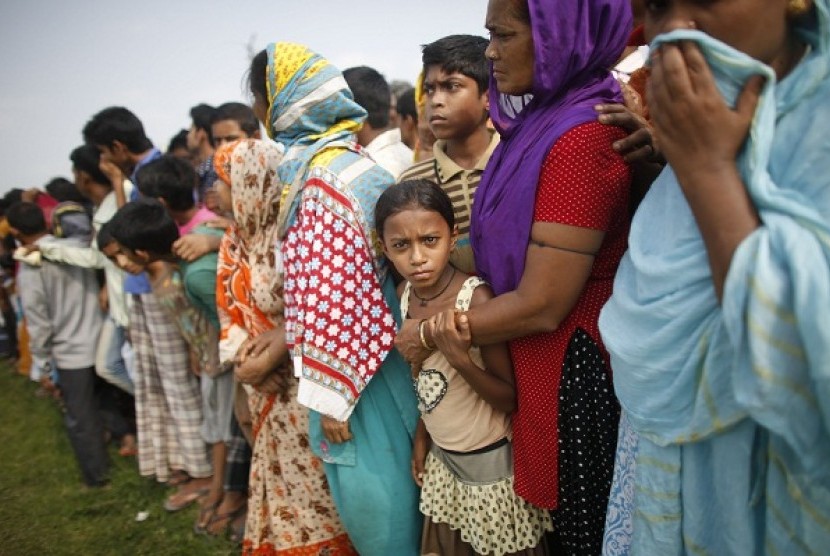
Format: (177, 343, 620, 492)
(164, 487, 209, 512)
(193, 501, 220, 535)
(206, 503, 247, 537)
(229, 508, 247, 545)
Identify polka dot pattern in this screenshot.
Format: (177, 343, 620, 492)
(552, 329, 620, 555)
(508, 121, 630, 541)
(419, 451, 553, 555)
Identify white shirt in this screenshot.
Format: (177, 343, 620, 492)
(364, 128, 413, 179)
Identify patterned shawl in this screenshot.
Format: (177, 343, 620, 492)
(470, 0, 631, 295)
(599, 2, 830, 552)
(261, 42, 400, 421)
(214, 139, 285, 364)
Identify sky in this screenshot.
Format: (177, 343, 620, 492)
(0, 0, 488, 195)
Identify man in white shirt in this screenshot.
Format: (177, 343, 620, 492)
(343, 66, 413, 179)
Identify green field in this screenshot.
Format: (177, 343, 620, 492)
(0, 364, 238, 555)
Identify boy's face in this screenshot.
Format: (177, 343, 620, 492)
(97, 141, 131, 174)
(103, 240, 147, 275)
(398, 114, 418, 150)
(72, 168, 94, 200)
(423, 66, 489, 142)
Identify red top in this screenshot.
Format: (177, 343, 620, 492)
(509, 122, 631, 509)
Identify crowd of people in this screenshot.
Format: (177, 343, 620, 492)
(2, 0, 829, 554)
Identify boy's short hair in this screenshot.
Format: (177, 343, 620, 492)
(421, 35, 490, 95)
(70, 144, 111, 187)
(167, 129, 189, 154)
(135, 155, 197, 212)
(109, 198, 179, 256)
(190, 103, 216, 134)
(396, 88, 417, 121)
(212, 102, 260, 137)
(82, 106, 153, 153)
(44, 177, 87, 204)
(343, 66, 391, 129)
(96, 220, 115, 251)
(6, 202, 47, 236)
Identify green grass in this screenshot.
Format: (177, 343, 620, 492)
(0, 364, 238, 555)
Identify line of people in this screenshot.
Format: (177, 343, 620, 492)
(4, 0, 829, 554)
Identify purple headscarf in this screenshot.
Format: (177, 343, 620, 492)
(471, 0, 632, 294)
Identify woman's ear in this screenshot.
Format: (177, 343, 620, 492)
(451, 225, 459, 249)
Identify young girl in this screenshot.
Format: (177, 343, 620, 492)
(377, 179, 552, 556)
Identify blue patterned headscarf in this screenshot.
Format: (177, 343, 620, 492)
(260, 42, 366, 221)
(600, 1, 830, 552)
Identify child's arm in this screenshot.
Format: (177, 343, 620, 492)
(411, 418, 431, 488)
(431, 284, 516, 414)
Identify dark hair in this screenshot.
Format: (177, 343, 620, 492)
(190, 103, 216, 134)
(248, 50, 268, 106)
(343, 66, 391, 129)
(396, 88, 417, 120)
(212, 102, 260, 137)
(44, 177, 86, 204)
(82, 106, 153, 153)
(70, 144, 110, 187)
(375, 179, 454, 236)
(167, 129, 189, 154)
(135, 155, 197, 212)
(96, 220, 115, 250)
(6, 202, 46, 236)
(422, 35, 490, 95)
(108, 198, 179, 255)
(2, 189, 23, 208)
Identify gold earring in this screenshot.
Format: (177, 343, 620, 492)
(787, 0, 811, 16)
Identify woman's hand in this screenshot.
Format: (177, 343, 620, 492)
(234, 328, 286, 385)
(321, 415, 352, 444)
(428, 310, 473, 371)
(647, 40, 763, 300)
(253, 371, 291, 402)
(648, 41, 763, 183)
(596, 103, 662, 165)
(394, 318, 431, 369)
(172, 233, 221, 262)
(204, 216, 234, 230)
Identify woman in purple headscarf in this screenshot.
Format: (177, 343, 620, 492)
(403, 0, 633, 553)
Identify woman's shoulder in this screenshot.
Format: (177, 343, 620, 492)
(540, 121, 629, 183)
(549, 121, 627, 159)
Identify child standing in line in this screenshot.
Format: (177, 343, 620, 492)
(376, 179, 552, 556)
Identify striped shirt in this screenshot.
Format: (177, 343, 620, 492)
(397, 131, 499, 275)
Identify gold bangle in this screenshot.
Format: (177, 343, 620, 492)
(418, 319, 434, 351)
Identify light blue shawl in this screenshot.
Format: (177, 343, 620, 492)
(599, 3, 830, 553)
